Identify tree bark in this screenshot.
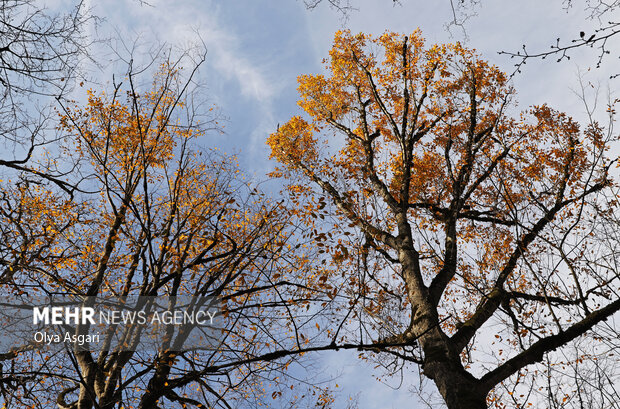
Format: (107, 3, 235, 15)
(426, 361, 488, 409)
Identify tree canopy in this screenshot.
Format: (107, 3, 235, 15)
(0, 55, 328, 409)
(1, 2, 619, 406)
(0, 0, 92, 192)
(268, 30, 620, 409)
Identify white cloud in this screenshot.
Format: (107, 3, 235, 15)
(89, 0, 279, 106)
(201, 24, 277, 103)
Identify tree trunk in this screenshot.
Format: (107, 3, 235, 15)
(431, 366, 488, 409)
(415, 325, 489, 409)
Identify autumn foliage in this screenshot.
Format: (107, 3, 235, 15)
(0, 29, 619, 409)
(268, 30, 620, 409)
(0, 59, 324, 409)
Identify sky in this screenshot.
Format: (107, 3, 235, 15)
(86, 0, 620, 177)
(72, 0, 620, 407)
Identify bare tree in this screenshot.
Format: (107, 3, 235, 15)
(0, 0, 93, 194)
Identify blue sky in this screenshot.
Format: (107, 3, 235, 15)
(87, 0, 619, 175)
(76, 1, 620, 407)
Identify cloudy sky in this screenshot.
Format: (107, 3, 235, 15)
(78, 1, 619, 407)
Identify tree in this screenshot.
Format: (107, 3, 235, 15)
(267, 30, 620, 409)
(0, 0, 89, 97)
(0, 0, 92, 193)
(0, 53, 324, 409)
